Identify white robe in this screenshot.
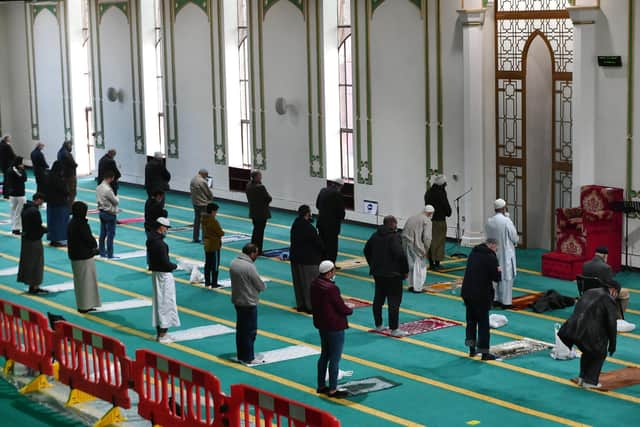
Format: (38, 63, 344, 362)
(402, 213, 432, 291)
(151, 272, 181, 328)
(485, 212, 519, 304)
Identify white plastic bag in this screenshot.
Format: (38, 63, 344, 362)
(550, 323, 576, 360)
(325, 369, 353, 382)
(617, 319, 636, 333)
(489, 314, 508, 328)
(190, 267, 204, 284)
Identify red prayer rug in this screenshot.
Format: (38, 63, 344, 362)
(371, 317, 460, 338)
(117, 217, 145, 224)
(343, 298, 372, 309)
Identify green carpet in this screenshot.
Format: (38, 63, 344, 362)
(0, 175, 638, 426)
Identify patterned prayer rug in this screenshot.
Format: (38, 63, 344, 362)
(425, 281, 462, 293)
(511, 292, 544, 310)
(221, 233, 252, 243)
(371, 317, 460, 337)
(335, 256, 368, 270)
(261, 248, 290, 259)
(339, 376, 401, 396)
(490, 339, 553, 360)
(117, 217, 144, 224)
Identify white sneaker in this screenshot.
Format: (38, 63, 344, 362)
(390, 329, 409, 337)
(158, 335, 175, 344)
(582, 382, 602, 389)
(374, 325, 385, 332)
(254, 353, 265, 361)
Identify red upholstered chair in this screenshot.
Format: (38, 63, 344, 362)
(541, 209, 589, 280)
(579, 185, 623, 271)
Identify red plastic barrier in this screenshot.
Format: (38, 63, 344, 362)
(229, 384, 341, 427)
(54, 321, 132, 408)
(0, 299, 54, 375)
(133, 349, 228, 427)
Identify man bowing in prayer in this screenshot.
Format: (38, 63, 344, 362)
(402, 205, 434, 293)
(484, 198, 518, 309)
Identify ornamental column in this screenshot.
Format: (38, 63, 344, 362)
(458, 8, 487, 247)
(568, 6, 599, 202)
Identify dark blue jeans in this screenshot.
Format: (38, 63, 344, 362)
(99, 211, 116, 258)
(235, 305, 258, 363)
(317, 329, 345, 391)
(204, 250, 220, 286)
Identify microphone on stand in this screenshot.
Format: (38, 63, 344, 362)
(450, 187, 472, 258)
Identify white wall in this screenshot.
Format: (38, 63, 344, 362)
(165, 4, 216, 192)
(96, 7, 143, 182)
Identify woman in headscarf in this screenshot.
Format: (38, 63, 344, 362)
(46, 160, 70, 247)
(67, 201, 100, 313)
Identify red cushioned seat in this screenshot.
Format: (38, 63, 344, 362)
(541, 251, 589, 281)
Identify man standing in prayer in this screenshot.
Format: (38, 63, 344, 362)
(364, 215, 409, 337)
(245, 170, 272, 254)
(290, 204, 323, 313)
(311, 260, 352, 399)
(30, 142, 49, 194)
(67, 201, 100, 313)
(582, 246, 630, 318)
(0, 135, 16, 199)
(424, 174, 452, 269)
(5, 157, 27, 235)
(558, 282, 618, 389)
(485, 198, 518, 309)
(144, 152, 171, 199)
(96, 170, 119, 259)
(461, 238, 502, 361)
(46, 161, 70, 247)
(230, 243, 266, 364)
(57, 140, 77, 208)
(147, 217, 180, 343)
(402, 205, 434, 293)
(190, 168, 214, 243)
(202, 202, 224, 288)
(17, 192, 48, 294)
(316, 179, 346, 263)
(144, 190, 167, 236)
(97, 148, 121, 195)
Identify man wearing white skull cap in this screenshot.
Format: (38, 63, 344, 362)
(484, 198, 519, 308)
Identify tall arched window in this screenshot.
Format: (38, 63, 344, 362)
(338, 0, 353, 180)
(238, 0, 251, 168)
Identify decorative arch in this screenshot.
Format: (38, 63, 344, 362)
(98, 2, 129, 23)
(175, 0, 208, 17)
(495, 0, 574, 247)
(263, 0, 304, 18)
(371, 0, 421, 15)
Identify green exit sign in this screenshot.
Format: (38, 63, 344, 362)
(598, 56, 622, 67)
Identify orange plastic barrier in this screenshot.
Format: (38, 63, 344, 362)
(133, 349, 229, 427)
(54, 321, 132, 409)
(229, 384, 341, 427)
(0, 299, 54, 376)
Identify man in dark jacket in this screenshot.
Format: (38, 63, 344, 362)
(461, 238, 502, 360)
(424, 174, 452, 269)
(17, 193, 48, 294)
(147, 217, 180, 342)
(144, 152, 171, 199)
(290, 205, 323, 313)
(245, 170, 272, 254)
(311, 260, 353, 398)
(0, 135, 16, 198)
(97, 149, 121, 194)
(558, 284, 619, 389)
(57, 140, 78, 207)
(364, 215, 409, 337)
(144, 190, 168, 235)
(582, 246, 630, 318)
(316, 179, 346, 263)
(30, 142, 49, 194)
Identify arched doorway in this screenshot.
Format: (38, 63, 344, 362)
(494, 1, 574, 248)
